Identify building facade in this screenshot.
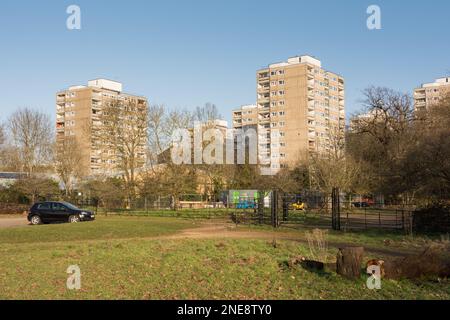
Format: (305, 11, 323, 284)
(56, 79, 148, 177)
(232, 104, 258, 129)
(233, 55, 345, 172)
(414, 77, 450, 112)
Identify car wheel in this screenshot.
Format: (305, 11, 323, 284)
(68, 215, 80, 223)
(30, 215, 42, 225)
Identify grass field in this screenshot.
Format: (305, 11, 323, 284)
(0, 216, 448, 300)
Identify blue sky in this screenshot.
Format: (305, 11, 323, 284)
(0, 0, 449, 124)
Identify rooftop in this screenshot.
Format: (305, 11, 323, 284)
(419, 77, 450, 88)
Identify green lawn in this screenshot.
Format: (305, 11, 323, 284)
(0, 216, 448, 300)
(0, 216, 195, 244)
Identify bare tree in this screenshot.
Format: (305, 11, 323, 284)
(98, 98, 148, 206)
(0, 123, 5, 168)
(405, 94, 450, 201)
(348, 87, 416, 202)
(8, 108, 53, 175)
(193, 103, 222, 123)
(309, 126, 361, 195)
(0, 123, 4, 145)
(55, 137, 84, 196)
(146, 105, 197, 209)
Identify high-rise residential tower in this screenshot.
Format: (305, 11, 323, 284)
(233, 55, 345, 172)
(56, 79, 148, 177)
(414, 77, 450, 112)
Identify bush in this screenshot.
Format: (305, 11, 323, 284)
(413, 204, 450, 233)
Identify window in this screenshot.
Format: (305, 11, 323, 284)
(278, 90, 285, 95)
(37, 203, 51, 210)
(279, 121, 285, 127)
(279, 101, 285, 106)
(278, 80, 285, 85)
(279, 111, 285, 116)
(271, 91, 277, 97)
(278, 70, 284, 75)
(52, 203, 67, 211)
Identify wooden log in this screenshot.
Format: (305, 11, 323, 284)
(336, 247, 364, 278)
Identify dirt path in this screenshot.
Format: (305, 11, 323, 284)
(161, 222, 417, 258)
(0, 216, 28, 228)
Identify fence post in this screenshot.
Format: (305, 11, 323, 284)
(331, 187, 341, 231)
(271, 190, 278, 228)
(258, 192, 264, 225)
(402, 210, 405, 231)
(364, 208, 367, 229)
(379, 211, 381, 229)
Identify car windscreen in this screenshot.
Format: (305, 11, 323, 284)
(62, 202, 80, 210)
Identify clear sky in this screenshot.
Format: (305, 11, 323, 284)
(0, 0, 449, 124)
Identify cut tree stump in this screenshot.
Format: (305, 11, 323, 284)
(336, 247, 364, 278)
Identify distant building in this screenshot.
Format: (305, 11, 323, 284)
(56, 79, 148, 177)
(232, 104, 258, 129)
(414, 77, 450, 112)
(0, 172, 26, 187)
(349, 109, 384, 132)
(233, 55, 345, 173)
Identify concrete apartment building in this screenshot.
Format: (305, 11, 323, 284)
(56, 79, 148, 177)
(233, 55, 345, 171)
(414, 77, 450, 112)
(232, 104, 258, 129)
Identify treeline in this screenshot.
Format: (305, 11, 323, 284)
(0, 87, 449, 209)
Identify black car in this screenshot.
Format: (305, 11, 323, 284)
(27, 201, 95, 225)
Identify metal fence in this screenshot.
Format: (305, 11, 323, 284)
(14, 190, 416, 231)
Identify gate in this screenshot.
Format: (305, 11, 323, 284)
(229, 190, 412, 231)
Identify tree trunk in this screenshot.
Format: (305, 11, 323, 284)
(336, 247, 364, 278)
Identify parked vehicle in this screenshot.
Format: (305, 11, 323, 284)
(291, 201, 306, 211)
(352, 201, 370, 208)
(27, 201, 95, 225)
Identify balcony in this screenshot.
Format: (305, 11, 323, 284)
(307, 79, 315, 89)
(258, 85, 270, 93)
(92, 92, 102, 101)
(307, 111, 315, 119)
(258, 107, 270, 115)
(259, 116, 270, 124)
(414, 93, 426, 100)
(258, 95, 270, 103)
(258, 72, 270, 81)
